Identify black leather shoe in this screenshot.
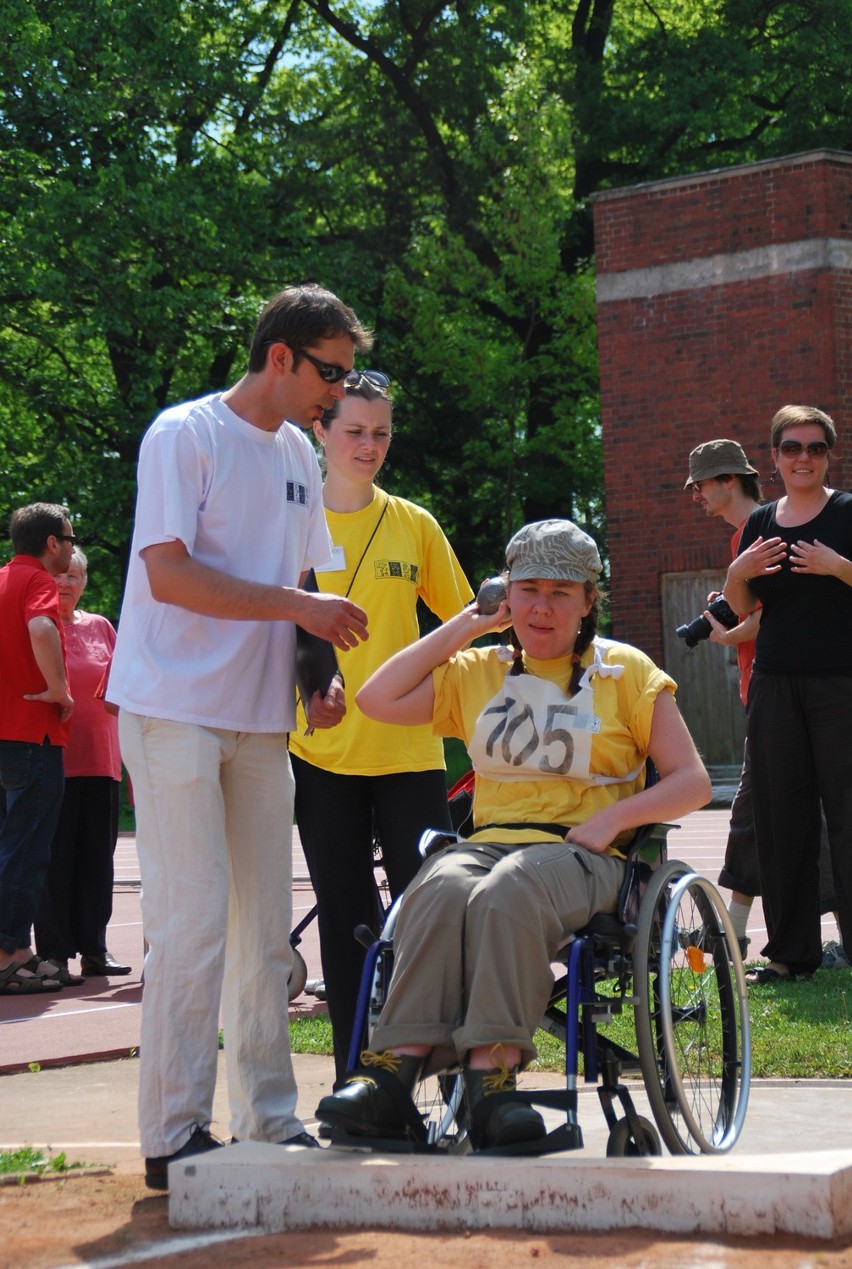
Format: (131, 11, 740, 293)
(281, 1130, 321, 1147)
(145, 1125, 223, 1190)
(80, 952, 132, 976)
(231, 1131, 321, 1148)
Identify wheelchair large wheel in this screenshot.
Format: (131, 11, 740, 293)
(364, 898, 468, 1151)
(634, 861, 751, 1155)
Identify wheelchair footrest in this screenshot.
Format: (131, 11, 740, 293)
(326, 1126, 449, 1154)
(325, 1120, 583, 1158)
(475, 1123, 583, 1157)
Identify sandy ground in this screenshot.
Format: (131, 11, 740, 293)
(2, 1167, 851, 1269)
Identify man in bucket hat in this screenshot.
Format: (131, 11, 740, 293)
(685, 439, 763, 956)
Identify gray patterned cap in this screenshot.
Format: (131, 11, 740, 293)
(505, 519, 601, 586)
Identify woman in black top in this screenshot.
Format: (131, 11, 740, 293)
(724, 405, 852, 982)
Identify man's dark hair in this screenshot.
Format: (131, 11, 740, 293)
(710, 472, 764, 505)
(247, 284, 373, 373)
(9, 502, 71, 556)
(734, 473, 763, 504)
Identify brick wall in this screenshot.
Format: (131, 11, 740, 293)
(593, 150, 852, 665)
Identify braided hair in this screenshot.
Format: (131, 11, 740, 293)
(506, 583, 600, 697)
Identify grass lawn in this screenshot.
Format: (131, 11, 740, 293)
(0, 1146, 87, 1177)
(290, 966, 852, 1081)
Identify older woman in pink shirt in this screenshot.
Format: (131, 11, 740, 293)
(34, 548, 129, 978)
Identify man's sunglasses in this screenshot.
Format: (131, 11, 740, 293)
(266, 343, 392, 393)
(264, 342, 352, 384)
(778, 440, 830, 458)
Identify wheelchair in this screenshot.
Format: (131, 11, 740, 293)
(331, 811, 751, 1159)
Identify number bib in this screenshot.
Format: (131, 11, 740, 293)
(468, 643, 643, 787)
(469, 672, 599, 782)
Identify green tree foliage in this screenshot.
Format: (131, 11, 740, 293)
(1, 0, 850, 612)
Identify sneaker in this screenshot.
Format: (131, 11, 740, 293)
(821, 939, 851, 970)
(145, 1124, 223, 1191)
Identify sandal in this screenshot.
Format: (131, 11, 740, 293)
(745, 964, 810, 986)
(29, 956, 85, 986)
(0, 960, 63, 995)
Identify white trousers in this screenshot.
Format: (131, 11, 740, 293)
(119, 711, 301, 1157)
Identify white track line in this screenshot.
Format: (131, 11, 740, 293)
(53, 1228, 263, 1269)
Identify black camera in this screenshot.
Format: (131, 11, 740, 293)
(675, 595, 739, 649)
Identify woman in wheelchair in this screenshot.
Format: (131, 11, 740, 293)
(316, 518, 712, 1153)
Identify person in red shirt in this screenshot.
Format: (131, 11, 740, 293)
(0, 502, 76, 994)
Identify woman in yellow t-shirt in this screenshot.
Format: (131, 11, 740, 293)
(316, 518, 711, 1152)
(290, 371, 472, 1079)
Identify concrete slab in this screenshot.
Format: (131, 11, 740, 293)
(169, 1141, 852, 1240)
(164, 1062, 852, 1243)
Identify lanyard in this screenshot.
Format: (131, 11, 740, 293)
(344, 493, 390, 599)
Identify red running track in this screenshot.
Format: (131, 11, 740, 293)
(0, 814, 839, 1074)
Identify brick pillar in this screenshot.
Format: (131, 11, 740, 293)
(593, 149, 852, 667)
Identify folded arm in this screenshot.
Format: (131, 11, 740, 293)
(24, 616, 74, 722)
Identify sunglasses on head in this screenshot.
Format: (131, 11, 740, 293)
(346, 369, 391, 394)
(778, 439, 830, 458)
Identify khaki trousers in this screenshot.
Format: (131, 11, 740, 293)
(119, 712, 302, 1157)
(370, 838, 625, 1068)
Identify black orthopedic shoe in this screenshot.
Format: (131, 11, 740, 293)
(464, 1062, 546, 1152)
(316, 1051, 426, 1143)
(144, 1124, 223, 1191)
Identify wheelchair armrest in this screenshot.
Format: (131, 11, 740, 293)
(617, 821, 676, 926)
(418, 827, 461, 859)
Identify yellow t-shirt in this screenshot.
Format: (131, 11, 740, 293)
(431, 638, 676, 853)
(290, 490, 473, 775)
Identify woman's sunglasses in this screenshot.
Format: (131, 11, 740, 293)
(346, 369, 391, 395)
(777, 440, 830, 458)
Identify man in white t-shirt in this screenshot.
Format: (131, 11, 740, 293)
(108, 285, 372, 1189)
